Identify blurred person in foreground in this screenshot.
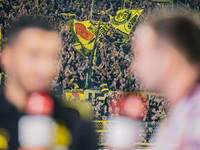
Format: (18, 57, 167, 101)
(0, 15, 97, 150)
(133, 12, 200, 150)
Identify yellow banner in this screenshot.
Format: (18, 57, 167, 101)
(65, 89, 85, 100)
(109, 9, 143, 36)
(65, 89, 163, 102)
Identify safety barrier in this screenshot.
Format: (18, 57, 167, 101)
(93, 121, 155, 149)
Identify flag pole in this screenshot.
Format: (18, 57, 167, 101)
(121, 0, 126, 10)
(90, 0, 94, 20)
(85, 16, 103, 89)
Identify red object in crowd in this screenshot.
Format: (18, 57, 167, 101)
(26, 92, 54, 115)
(120, 94, 146, 120)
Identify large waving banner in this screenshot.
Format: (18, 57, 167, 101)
(109, 9, 143, 36)
(68, 19, 111, 58)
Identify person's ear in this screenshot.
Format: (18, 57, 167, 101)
(1, 45, 12, 75)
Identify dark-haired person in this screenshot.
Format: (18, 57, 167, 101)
(0, 15, 98, 150)
(133, 14, 200, 150)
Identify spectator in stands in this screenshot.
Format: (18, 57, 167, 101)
(93, 110, 102, 120)
(101, 105, 108, 121)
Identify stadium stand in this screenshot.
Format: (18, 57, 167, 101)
(0, 0, 199, 148)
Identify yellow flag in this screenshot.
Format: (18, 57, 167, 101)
(109, 9, 143, 36)
(68, 19, 111, 58)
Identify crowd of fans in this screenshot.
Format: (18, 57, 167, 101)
(90, 91, 168, 142)
(0, 0, 175, 92)
(180, 0, 200, 11)
(91, 92, 125, 121)
(0, 0, 198, 144)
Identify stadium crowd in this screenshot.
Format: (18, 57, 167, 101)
(90, 91, 168, 142)
(0, 0, 198, 144)
(0, 0, 174, 93)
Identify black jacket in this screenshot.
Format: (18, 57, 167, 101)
(0, 88, 98, 150)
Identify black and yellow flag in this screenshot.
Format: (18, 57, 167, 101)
(109, 9, 143, 36)
(68, 19, 111, 58)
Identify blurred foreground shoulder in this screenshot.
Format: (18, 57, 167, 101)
(52, 95, 98, 150)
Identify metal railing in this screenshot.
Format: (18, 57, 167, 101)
(93, 121, 158, 148)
